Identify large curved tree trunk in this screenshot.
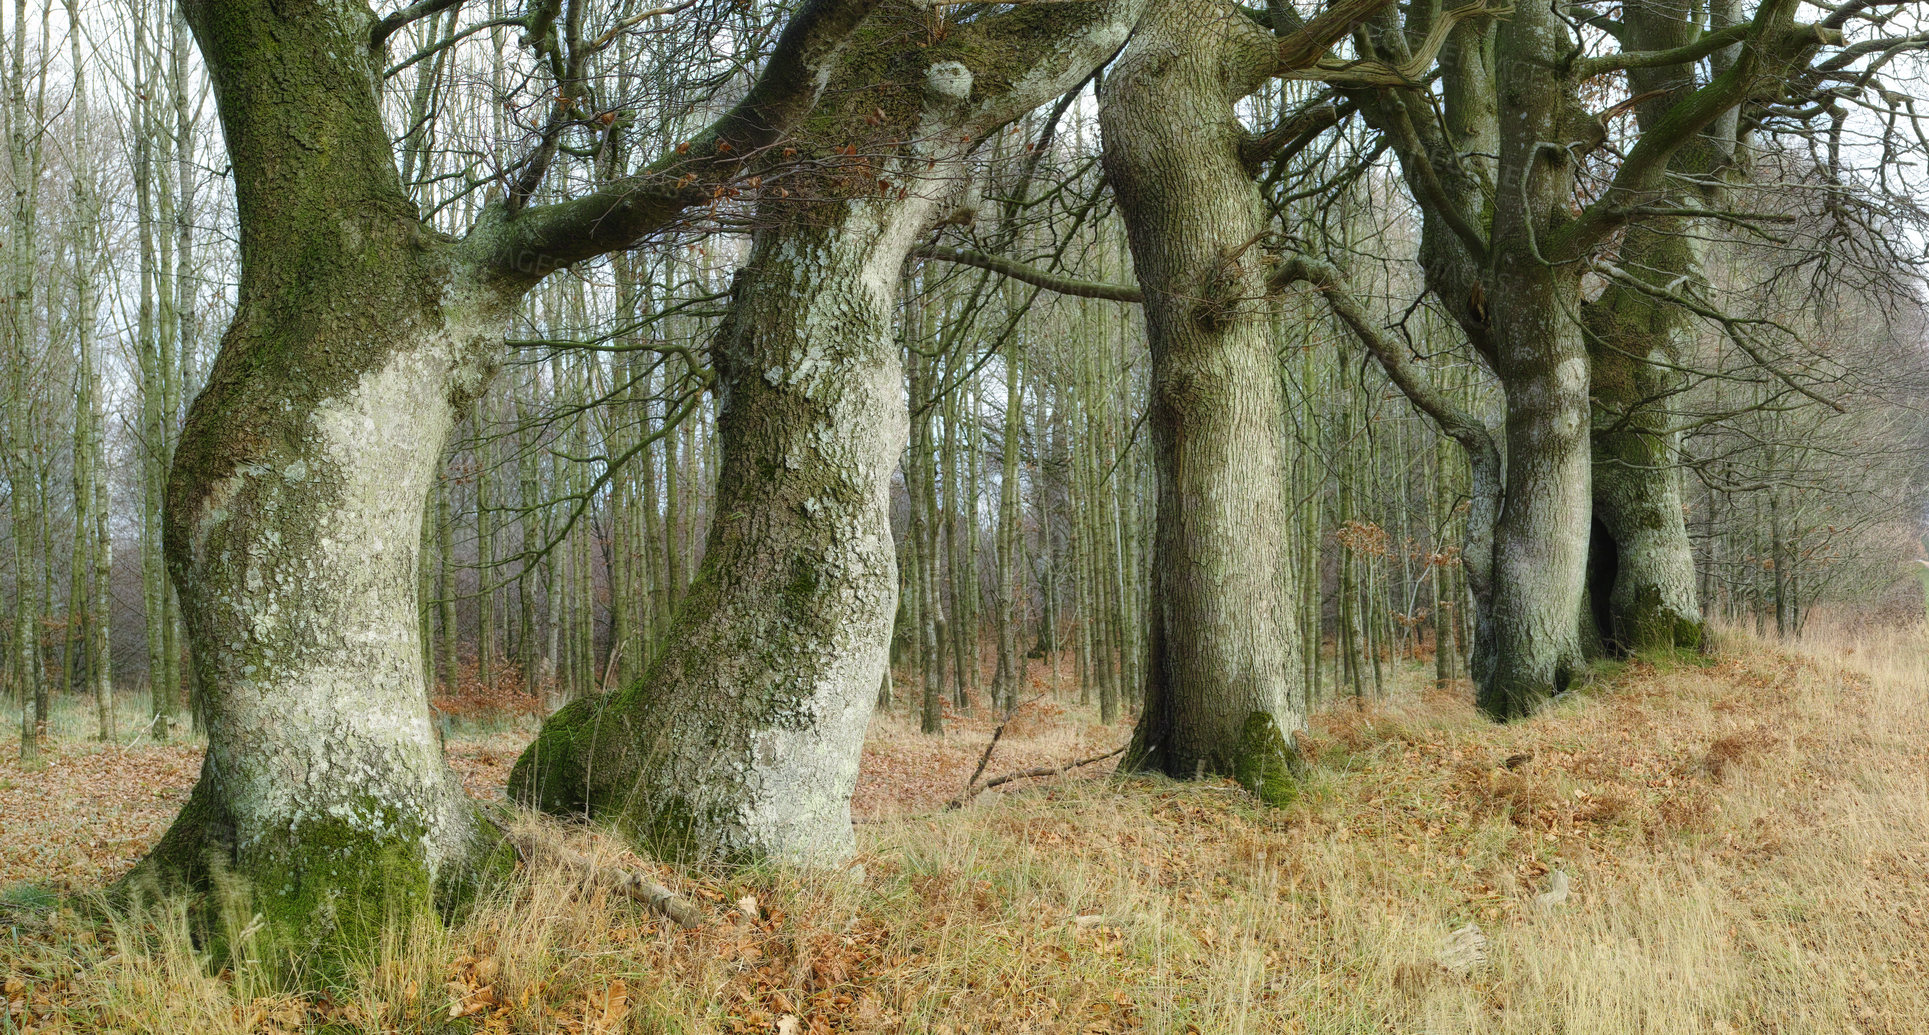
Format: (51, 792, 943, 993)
(130, 0, 889, 968)
(127, 4, 512, 964)
(1586, 221, 1704, 655)
(1582, 0, 1726, 656)
(139, 272, 508, 953)
(509, 213, 913, 862)
(511, 0, 1143, 861)
(1476, 0, 1594, 718)
(1100, 0, 1303, 800)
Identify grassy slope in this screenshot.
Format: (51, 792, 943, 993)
(5, 625, 1928, 1033)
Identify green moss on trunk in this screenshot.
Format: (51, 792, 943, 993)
(1232, 712, 1302, 806)
(245, 811, 434, 980)
(120, 783, 510, 986)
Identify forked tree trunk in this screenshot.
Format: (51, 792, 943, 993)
(127, 0, 891, 964)
(1476, 0, 1594, 717)
(1101, 0, 1303, 800)
(511, 0, 1144, 860)
(1348, 0, 1807, 714)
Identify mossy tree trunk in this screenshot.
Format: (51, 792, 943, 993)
(133, 0, 886, 959)
(510, 0, 1145, 863)
(1586, 217, 1705, 656)
(509, 210, 913, 861)
(133, 3, 512, 958)
(1582, 0, 1735, 657)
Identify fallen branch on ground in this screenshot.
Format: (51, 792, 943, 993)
(502, 829, 703, 928)
(946, 745, 1127, 810)
(958, 693, 1048, 801)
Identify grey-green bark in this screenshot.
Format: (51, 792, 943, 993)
(1100, 0, 1359, 799)
(510, 0, 1145, 862)
(1586, 217, 1706, 656)
(512, 209, 915, 860)
(131, 0, 888, 960)
(1581, 0, 1735, 657)
(1480, 0, 1595, 712)
(1351, 0, 1823, 716)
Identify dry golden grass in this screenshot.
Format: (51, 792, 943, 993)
(6, 625, 1929, 1033)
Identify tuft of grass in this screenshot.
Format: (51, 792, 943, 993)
(1, 883, 59, 923)
(4, 625, 1929, 1032)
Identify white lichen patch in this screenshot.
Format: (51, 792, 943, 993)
(923, 61, 973, 104)
(192, 306, 505, 878)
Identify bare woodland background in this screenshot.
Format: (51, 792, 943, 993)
(6, 0, 1923, 751)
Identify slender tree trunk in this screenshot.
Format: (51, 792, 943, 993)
(662, 390, 682, 610)
(476, 397, 497, 690)
(993, 310, 1023, 709)
(910, 320, 947, 734)
(943, 365, 970, 708)
(1101, 0, 1302, 798)
(965, 374, 984, 697)
(1432, 433, 1456, 687)
(66, 4, 113, 734)
(436, 468, 457, 692)
(7, 0, 47, 758)
(1770, 491, 1788, 638)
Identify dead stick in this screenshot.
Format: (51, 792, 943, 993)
(961, 692, 1045, 796)
(946, 745, 1126, 810)
(504, 830, 702, 928)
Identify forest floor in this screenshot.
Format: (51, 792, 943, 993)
(4, 625, 1928, 1033)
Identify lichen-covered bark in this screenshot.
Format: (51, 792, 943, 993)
(1586, 219, 1704, 655)
(126, 5, 514, 966)
(1582, 0, 1721, 656)
(510, 213, 909, 862)
(511, 0, 1144, 861)
(1100, 0, 1302, 797)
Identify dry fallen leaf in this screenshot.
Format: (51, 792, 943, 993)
(593, 979, 630, 1033)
